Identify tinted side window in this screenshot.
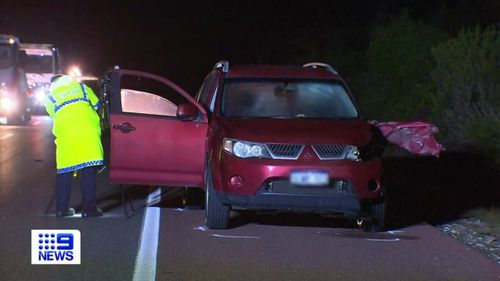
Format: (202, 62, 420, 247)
(196, 71, 217, 109)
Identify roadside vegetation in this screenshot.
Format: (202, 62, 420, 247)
(367, 14, 499, 222)
(467, 208, 500, 234)
(364, 15, 499, 260)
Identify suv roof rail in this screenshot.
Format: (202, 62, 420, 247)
(303, 62, 338, 75)
(214, 60, 229, 73)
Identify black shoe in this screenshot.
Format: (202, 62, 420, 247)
(82, 208, 103, 218)
(56, 208, 75, 217)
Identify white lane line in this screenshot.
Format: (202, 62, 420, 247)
(210, 234, 260, 239)
(133, 188, 161, 281)
(0, 133, 14, 140)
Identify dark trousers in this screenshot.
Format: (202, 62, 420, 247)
(56, 166, 97, 213)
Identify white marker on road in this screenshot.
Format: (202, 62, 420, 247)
(210, 234, 260, 239)
(366, 238, 401, 242)
(387, 230, 404, 234)
(0, 133, 13, 140)
(133, 188, 161, 281)
(194, 226, 209, 232)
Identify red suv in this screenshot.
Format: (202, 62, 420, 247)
(105, 61, 387, 231)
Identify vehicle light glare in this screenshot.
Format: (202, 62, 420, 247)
(233, 142, 251, 158)
(250, 145, 262, 156)
(35, 88, 46, 102)
(68, 66, 82, 81)
(0, 97, 17, 112)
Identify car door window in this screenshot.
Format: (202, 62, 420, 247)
(119, 74, 189, 117)
(121, 89, 177, 116)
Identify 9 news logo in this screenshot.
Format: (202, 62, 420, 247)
(31, 230, 81, 265)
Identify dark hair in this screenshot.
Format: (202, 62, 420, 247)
(50, 74, 64, 83)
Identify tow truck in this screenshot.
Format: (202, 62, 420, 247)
(0, 34, 31, 124)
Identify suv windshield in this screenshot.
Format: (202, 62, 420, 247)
(24, 54, 53, 73)
(0, 44, 13, 69)
(221, 79, 359, 119)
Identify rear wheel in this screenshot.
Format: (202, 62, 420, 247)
(205, 166, 230, 229)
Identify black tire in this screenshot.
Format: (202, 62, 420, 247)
(362, 199, 386, 232)
(205, 166, 230, 229)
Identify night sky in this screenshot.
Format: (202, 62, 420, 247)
(1, 0, 498, 93)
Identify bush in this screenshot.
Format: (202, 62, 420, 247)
(432, 25, 500, 163)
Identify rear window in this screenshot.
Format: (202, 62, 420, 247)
(24, 54, 54, 73)
(221, 79, 358, 119)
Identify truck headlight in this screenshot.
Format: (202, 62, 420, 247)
(0, 96, 18, 112)
(223, 138, 271, 159)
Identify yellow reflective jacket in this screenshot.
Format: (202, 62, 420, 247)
(44, 76, 103, 173)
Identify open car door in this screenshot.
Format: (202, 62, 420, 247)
(104, 69, 208, 187)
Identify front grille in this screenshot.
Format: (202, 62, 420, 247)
(312, 144, 349, 160)
(265, 144, 304, 159)
(259, 179, 355, 195)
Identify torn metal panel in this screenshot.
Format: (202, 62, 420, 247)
(372, 121, 444, 157)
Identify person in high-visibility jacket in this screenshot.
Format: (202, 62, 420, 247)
(45, 74, 104, 217)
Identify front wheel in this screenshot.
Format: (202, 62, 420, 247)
(205, 167, 230, 229)
(362, 199, 386, 232)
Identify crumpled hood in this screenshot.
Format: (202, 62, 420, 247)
(216, 117, 373, 146)
(373, 121, 444, 157)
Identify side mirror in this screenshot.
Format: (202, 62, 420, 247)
(177, 102, 198, 121)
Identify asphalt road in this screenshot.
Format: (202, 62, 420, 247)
(0, 116, 498, 281)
